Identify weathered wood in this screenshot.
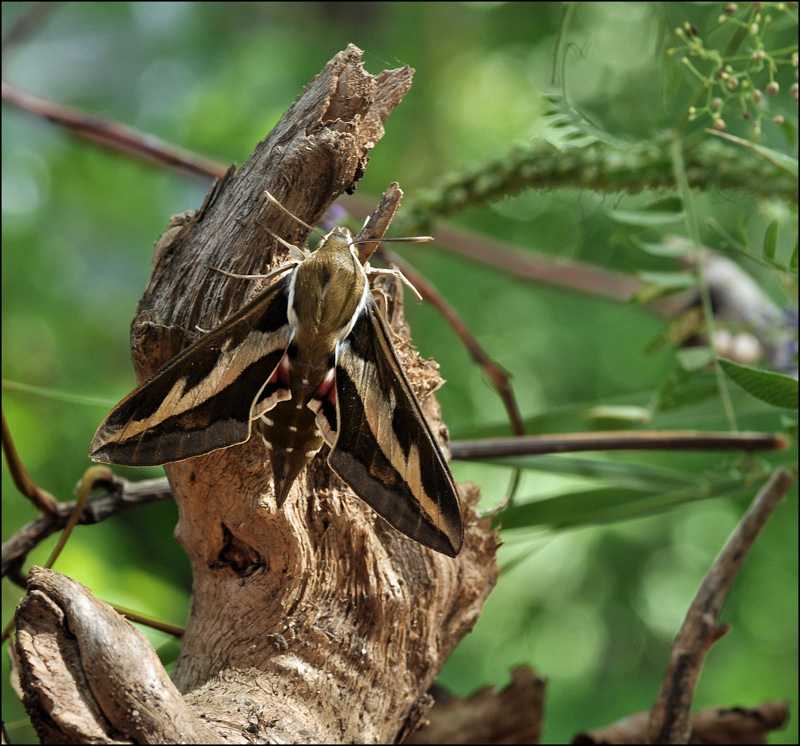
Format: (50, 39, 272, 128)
(15, 567, 218, 744)
(15, 45, 497, 744)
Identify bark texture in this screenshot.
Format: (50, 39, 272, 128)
(14, 45, 498, 744)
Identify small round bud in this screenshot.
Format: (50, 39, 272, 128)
(765, 81, 779, 95)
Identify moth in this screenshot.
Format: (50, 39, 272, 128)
(90, 193, 463, 557)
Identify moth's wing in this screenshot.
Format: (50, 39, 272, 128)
(325, 300, 463, 557)
(90, 274, 294, 466)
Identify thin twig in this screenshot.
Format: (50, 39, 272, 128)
(433, 221, 645, 303)
(2, 80, 228, 179)
(2, 410, 58, 515)
(671, 135, 738, 433)
(341, 193, 654, 305)
(1, 474, 172, 580)
(43, 466, 112, 569)
(378, 245, 526, 437)
(112, 603, 185, 638)
(580, 701, 789, 744)
(1, 2, 61, 54)
(2, 467, 182, 643)
(449, 430, 788, 460)
(648, 468, 795, 744)
(355, 182, 404, 264)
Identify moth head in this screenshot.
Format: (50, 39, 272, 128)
(317, 227, 358, 260)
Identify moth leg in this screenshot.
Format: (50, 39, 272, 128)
(204, 261, 299, 282)
(262, 228, 308, 262)
(370, 286, 389, 317)
(365, 264, 423, 301)
(368, 287, 406, 344)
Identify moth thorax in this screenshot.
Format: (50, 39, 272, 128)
(292, 239, 366, 342)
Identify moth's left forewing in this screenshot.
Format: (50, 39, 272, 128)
(90, 275, 294, 466)
(326, 300, 463, 557)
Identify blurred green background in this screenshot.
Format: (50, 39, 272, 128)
(2, 2, 797, 743)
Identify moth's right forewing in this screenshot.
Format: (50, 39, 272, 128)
(327, 302, 463, 557)
(90, 275, 294, 466)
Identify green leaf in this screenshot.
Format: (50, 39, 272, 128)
(638, 271, 697, 288)
(780, 415, 798, 440)
(743, 140, 798, 177)
(763, 220, 778, 261)
(607, 209, 685, 227)
(677, 346, 715, 372)
(630, 282, 692, 305)
(500, 468, 772, 531)
(707, 130, 799, 177)
(581, 405, 652, 424)
(656, 369, 720, 412)
(484, 454, 695, 492)
(737, 214, 749, 248)
(718, 358, 798, 410)
(633, 237, 691, 258)
(2, 378, 118, 408)
(645, 196, 684, 213)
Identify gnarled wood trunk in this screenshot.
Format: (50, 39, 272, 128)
(15, 45, 498, 744)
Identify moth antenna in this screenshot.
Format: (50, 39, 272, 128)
(263, 227, 309, 261)
(379, 236, 434, 244)
(356, 215, 433, 245)
(352, 236, 433, 250)
(350, 235, 433, 268)
(264, 190, 326, 240)
(366, 265, 424, 302)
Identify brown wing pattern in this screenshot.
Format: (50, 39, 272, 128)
(328, 299, 463, 556)
(90, 276, 293, 466)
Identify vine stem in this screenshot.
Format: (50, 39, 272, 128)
(669, 133, 739, 431)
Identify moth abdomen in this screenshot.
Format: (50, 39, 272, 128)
(259, 397, 324, 506)
(258, 344, 333, 505)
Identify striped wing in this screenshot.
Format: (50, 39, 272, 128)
(90, 275, 293, 466)
(326, 300, 463, 556)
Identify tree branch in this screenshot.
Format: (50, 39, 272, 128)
(14, 567, 217, 744)
(648, 468, 795, 743)
(12, 45, 498, 744)
(1, 473, 171, 581)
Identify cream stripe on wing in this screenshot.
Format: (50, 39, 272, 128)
(117, 329, 281, 441)
(344, 345, 443, 527)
